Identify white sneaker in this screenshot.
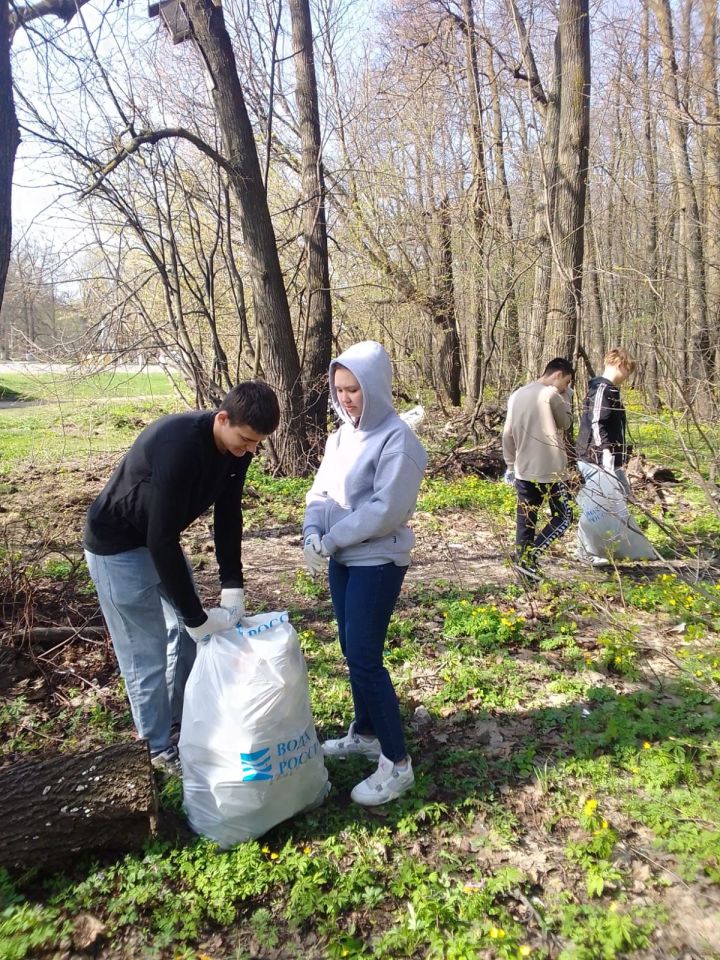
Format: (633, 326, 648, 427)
(589, 555, 611, 567)
(322, 721, 381, 760)
(351, 754, 415, 806)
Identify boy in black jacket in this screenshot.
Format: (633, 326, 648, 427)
(576, 348, 636, 563)
(84, 381, 280, 769)
(576, 347, 636, 479)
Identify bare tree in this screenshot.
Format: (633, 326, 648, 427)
(0, 0, 18, 313)
(289, 0, 332, 460)
(651, 0, 712, 412)
(546, 0, 591, 362)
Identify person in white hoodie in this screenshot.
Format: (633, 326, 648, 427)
(302, 341, 428, 806)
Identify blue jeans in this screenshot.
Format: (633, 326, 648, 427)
(328, 559, 408, 763)
(85, 547, 197, 753)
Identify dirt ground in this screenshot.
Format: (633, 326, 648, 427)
(1, 456, 718, 959)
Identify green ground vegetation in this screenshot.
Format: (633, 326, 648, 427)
(0, 371, 179, 469)
(0, 379, 719, 959)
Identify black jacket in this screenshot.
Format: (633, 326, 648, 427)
(84, 411, 251, 626)
(576, 376, 628, 468)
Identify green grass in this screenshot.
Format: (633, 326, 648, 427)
(0, 370, 174, 402)
(0, 371, 180, 469)
(2, 401, 720, 958)
(0, 398, 179, 467)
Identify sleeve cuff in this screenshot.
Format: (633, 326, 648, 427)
(321, 534, 337, 555)
(220, 576, 244, 589)
(185, 612, 207, 629)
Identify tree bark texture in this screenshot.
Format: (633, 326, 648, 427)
(0, 0, 20, 314)
(652, 0, 712, 412)
(461, 0, 489, 404)
(546, 0, 591, 362)
(433, 196, 462, 407)
(583, 191, 605, 370)
(700, 0, 720, 397)
(185, 0, 307, 471)
(288, 0, 332, 463)
(0, 742, 157, 873)
(641, 0, 661, 408)
(508, 0, 560, 373)
(488, 48, 521, 381)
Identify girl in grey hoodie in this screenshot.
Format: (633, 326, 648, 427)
(302, 341, 427, 806)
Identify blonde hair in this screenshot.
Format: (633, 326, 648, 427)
(604, 347, 636, 375)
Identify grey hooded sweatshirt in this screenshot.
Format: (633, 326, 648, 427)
(303, 341, 428, 567)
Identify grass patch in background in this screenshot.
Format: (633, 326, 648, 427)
(0, 371, 179, 471)
(0, 369, 174, 402)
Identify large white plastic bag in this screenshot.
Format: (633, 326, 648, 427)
(576, 466, 654, 561)
(179, 611, 329, 847)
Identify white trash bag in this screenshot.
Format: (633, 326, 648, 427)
(179, 611, 329, 848)
(399, 404, 425, 430)
(576, 466, 655, 562)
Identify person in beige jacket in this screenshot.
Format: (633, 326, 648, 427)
(502, 358, 574, 580)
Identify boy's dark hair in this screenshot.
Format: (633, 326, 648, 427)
(542, 357, 575, 378)
(219, 381, 281, 434)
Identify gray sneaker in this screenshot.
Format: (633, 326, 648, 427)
(151, 744, 181, 776)
(322, 721, 381, 760)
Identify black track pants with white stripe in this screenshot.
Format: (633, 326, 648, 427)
(515, 480, 572, 562)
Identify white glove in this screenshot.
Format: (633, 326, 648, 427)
(503, 468, 516, 486)
(303, 533, 328, 575)
(186, 607, 234, 644)
(220, 587, 245, 623)
(601, 448, 615, 473)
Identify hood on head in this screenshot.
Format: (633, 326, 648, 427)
(329, 340, 394, 430)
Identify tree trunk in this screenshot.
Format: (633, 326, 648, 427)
(0, 0, 20, 315)
(583, 189, 605, 369)
(460, 0, 489, 404)
(288, 0, 332, 464)
(185, 0, 307, 471)
(0, 742, 157, 873)
(700, 0, 720, 401)
(652, 0, 712, 413)
(488, 48, 521, 382)
(528, 39, 561, 374)
(507, 0, 563, 375)
(433, 196, 462, 406)
(641, 0, 661, 409)
(546, 0, 591, 362)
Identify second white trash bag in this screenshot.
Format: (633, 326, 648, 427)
(179, 611, 329, 848)
(576, 466, 655, 561)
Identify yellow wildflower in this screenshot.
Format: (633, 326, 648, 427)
(583, 798, 598, 816)
(642, 741, 651, 749)
(303, 846, 312, 855)
(519, 948, 532, 958)
(270, 852, 279, 860)
(489, 926, 505, 938)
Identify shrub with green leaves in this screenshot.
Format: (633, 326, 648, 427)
(626, 573, 720, 624)
(0, 871, 69, 960)
(441, 599, 525, 651)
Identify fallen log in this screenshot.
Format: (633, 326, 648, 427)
(626, 454, 680, 485)
(0, 741, 158, 873)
